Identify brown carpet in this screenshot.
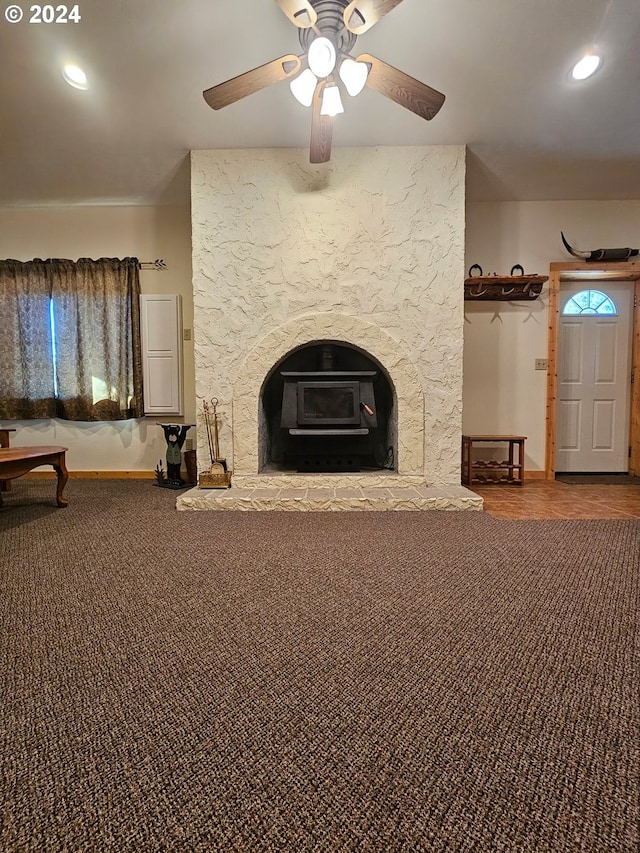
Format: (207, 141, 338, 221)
(1, 479, 638, 852)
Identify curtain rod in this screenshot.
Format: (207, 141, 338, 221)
(139, 259, 167, 270)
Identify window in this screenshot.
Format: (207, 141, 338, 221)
(562, 289, 618, 316)
(0, 257, 143, 421)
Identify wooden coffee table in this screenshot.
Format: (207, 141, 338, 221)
(0, 446, 69, 507)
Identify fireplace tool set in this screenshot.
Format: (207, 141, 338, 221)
(198, 398, 232, 489)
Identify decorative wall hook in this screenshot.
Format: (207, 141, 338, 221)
(464, 263, 548, 302)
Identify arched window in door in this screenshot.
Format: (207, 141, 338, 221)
(562, 289, 618, 315)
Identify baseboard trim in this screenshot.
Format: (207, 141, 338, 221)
(25, 470, 551, 481)
(24, 470, 156, 479)
(25, 471, 546, 480)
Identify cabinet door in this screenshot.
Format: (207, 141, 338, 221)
(140, 294, 183, 415)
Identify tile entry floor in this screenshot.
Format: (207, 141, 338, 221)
(471, 479, 640, 520)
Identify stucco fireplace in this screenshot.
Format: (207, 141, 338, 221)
(178, 146, 482, 511)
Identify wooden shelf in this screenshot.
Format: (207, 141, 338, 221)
(462, 435, 526, 486)
(464, 275, 548, 301)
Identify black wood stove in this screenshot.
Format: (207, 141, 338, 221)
(280, 349, 379, 471)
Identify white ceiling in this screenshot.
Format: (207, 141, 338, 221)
(1, 0, 639, 207)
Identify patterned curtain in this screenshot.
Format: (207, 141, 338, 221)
(0, 259, 57, 419)
(0, 257, 144, 421)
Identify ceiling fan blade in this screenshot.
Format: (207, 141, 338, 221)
(273, 0, 317, 28)
(343, 0, 403, 35)
(310, 85, 333, 164)
(357, 53, 445, 120)
(203, 55, 301, 110)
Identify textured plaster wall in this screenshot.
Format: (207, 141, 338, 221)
(191, 147, 465, 483)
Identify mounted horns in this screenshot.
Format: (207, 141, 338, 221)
(561, 231, 639, 262)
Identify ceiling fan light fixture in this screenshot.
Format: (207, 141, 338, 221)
(290, 68, 318, 107)
(339, 58, 369, 96)
(308, 37, 337, 78)
(571, 53, 602, 80)
(320, 85, 344, 117)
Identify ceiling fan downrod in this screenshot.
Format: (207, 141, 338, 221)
(299, 0, 357, 55)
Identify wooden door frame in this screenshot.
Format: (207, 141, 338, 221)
(545, 260, 640, 479)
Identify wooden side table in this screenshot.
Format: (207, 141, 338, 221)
(0, 446, 69, 508)
(0, 428, 16, 448)
(462, 435, 526, 486)
(0, 429, 16, 492)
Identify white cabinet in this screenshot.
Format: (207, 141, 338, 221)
(140, 294, 183, 415)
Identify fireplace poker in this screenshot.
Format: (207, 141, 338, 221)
(203, 399, 215, 464)
(210, 397, 221, 461)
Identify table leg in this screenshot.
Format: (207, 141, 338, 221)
(0, 431, 10, 492)
(53, 454, 69, 507)
(461, 437, 468, 485)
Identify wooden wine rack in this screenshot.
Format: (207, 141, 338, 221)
(462, 435, 526, 486)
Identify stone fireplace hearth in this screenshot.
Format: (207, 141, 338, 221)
(178, 146, 482, 511)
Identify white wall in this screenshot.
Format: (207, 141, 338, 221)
(464, 200, 640, 472)
(0, 204, 194, 472)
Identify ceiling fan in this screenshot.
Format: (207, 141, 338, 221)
(203, 0, 446, 164)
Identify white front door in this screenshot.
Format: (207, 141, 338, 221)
(555, 281, 634, 472)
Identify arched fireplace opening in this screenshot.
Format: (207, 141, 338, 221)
(259, 341, 396, 473)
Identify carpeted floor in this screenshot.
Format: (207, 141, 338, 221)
(1, 479, 638, 852)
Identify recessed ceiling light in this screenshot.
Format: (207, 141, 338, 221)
(571, 54, 602, 81)
(62, 64, 88, 90)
